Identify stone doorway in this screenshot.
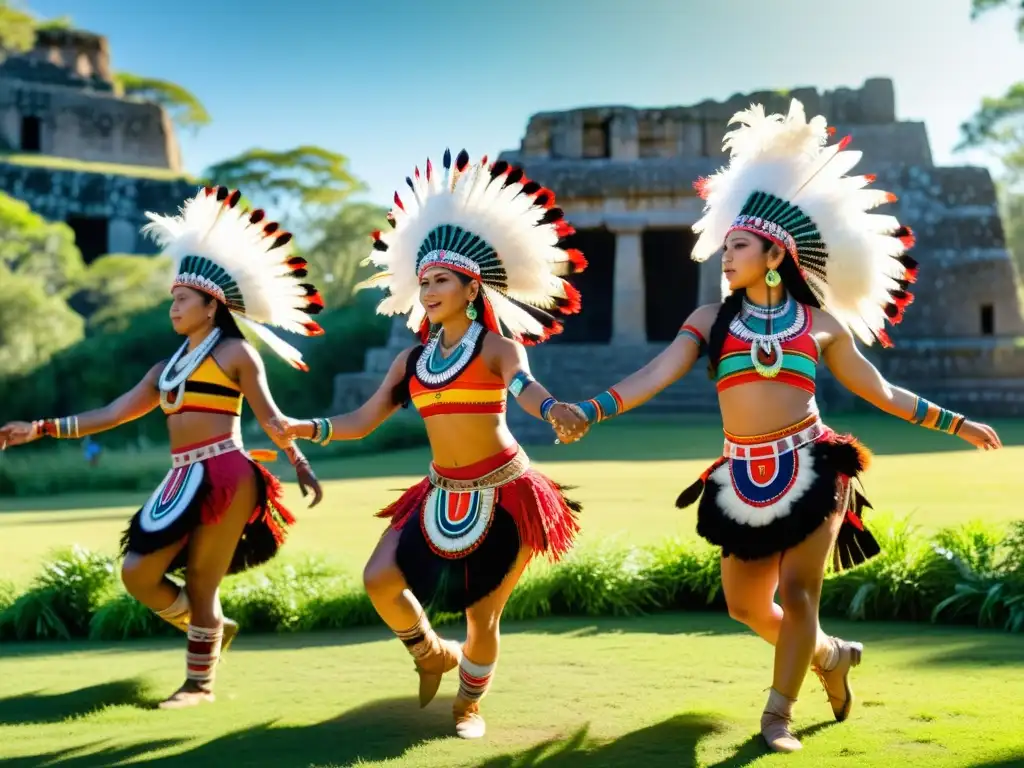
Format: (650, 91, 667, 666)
(642, 228, 699, 342)
(550, 226, 615, 344)
(66, 215, 109, 265)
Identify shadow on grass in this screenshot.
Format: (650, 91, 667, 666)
(6, 696, 455, 767)
(0, 677, 154, 725)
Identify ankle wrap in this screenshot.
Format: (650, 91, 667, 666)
(458, 655, 496, 703)
(395, 613, 436, 661)
(186, 625, 223, 684)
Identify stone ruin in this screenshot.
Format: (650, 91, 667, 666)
(0, 28, 196, 262)
(333, 78, 1024, 440)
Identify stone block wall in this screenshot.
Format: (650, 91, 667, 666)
(0, 162, 198, 254)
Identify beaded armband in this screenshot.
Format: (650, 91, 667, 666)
(574, 388, 625, 425)
(677, 324, 707, 357)
(909, 396, 966, 436)
(34, 417, 81, 439)
(539, 397, 557, 422)
(308, 417, 334, 446)
(509, 371, 536, 398)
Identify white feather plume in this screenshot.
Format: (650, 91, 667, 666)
(692, 99, 916, 346)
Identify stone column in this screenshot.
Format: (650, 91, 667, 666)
(610, 225, 647, 344)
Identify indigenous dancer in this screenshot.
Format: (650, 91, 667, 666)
(270, 149, 588, 739)
(0, 186, 325, 708)
(552, 101, 1003, 752)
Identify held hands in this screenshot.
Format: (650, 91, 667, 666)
(956, 420, 1003, 451)
(266, 416, 311, 443)
(547, 403, 589, 445)
(0, 421, 40, 451)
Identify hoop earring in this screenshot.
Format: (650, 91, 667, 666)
(765, 268, 781, 288)
(465, 302, 478, 321)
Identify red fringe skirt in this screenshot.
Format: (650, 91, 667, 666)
(377, 444, 581, 612)
(120, 434, 296, 575)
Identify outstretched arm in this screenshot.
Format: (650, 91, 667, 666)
(489, 335, 581, 432)
(823, 321, 1002, 450)
(562, 305, 715, 430)
(0, 362, 164, 448)
(227, 342, 323, 506)
(270, 346, 416, 445)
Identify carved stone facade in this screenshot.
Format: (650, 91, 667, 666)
(335, 78, 1024, 441)
(0, 29, 192, 261)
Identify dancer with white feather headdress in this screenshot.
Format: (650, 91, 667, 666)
(549, 100, 1002, 752)
(270, 149, 589, 739)
(1, 185, 326, 708)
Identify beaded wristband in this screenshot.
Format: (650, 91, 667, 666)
(539, 397, 557, 422)
(308, 417, 333, 445)
(35, 416, 80, 439)
(574, 388, 625, 425)
(909, 396, 965, 436)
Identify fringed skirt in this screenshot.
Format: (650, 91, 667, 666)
(120, 434, 296, 575)
(677, 416, 881, 569)
(377, 444, 581, 613)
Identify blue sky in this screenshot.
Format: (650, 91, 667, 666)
(29, 0, 1024, 204)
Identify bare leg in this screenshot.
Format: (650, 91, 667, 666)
(363, 528, 461, 707)
(158, 467, 258, 709)
(760, 510, 845, 752)
(454, 545, 534, 740)
(721, 552, 832, 655)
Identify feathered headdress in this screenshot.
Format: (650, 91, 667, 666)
(356, 149, 587, 344)
(691, 99, 918, 347)
(143, 185, 325, 370)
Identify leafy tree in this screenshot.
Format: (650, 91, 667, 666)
(68, 253, 173, 332)
(0, 266, 84, 377)
(0, 1, 37, 61)
(0, 192, 84, 295)
(203, 146, 366, 239)
(304, 201, 387, 306)
(112, 73, 211, 132)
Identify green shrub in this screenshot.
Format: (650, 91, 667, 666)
(4, 519, 1024, 643)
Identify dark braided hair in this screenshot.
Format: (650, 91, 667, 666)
(705, 234, 822, 377)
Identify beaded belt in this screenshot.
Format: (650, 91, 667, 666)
(722, 417, 824, 460)
(428, 451, 530, 493)
(171, 435, 243, 468)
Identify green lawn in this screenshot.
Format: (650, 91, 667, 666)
(3, 413, 1023, 588)
(1, 614, 1023, 767)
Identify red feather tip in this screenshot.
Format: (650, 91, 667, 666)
(555, 220, 576, 239)
(864, 173, 876, 184)
(885, 192, 898, 203)
(838, 135, 853, 150)
(203, 186, 215, 196)
(827, 126, 836, 137)
(566, 248, 588, 272)
(393, 192, 405, 211)
(481, 155, 488, 167)
(561, 280, 582, 314)
(370, 230, 381, 241)
(693, 177, 711, 200)
(307, 292, 324, 309)
(897, 226, 916, 250)
(303, 321, 325, 337)
(426, 159, 432, 181)
(876, 328, 893, 348)
(294, 360, 310, 373)
(414, 166, 420, 179)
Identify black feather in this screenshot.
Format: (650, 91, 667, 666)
(443, 148, 451, 169)
(456, 149, 470, 172)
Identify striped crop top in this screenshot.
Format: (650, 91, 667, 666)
(160, 355, 243, 416)
(678, 298, 820, 395)
(408, 323, 507, 418)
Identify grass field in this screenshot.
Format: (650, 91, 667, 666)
(1, 614, 1023, 767)
(2, 414, 1023, 767)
